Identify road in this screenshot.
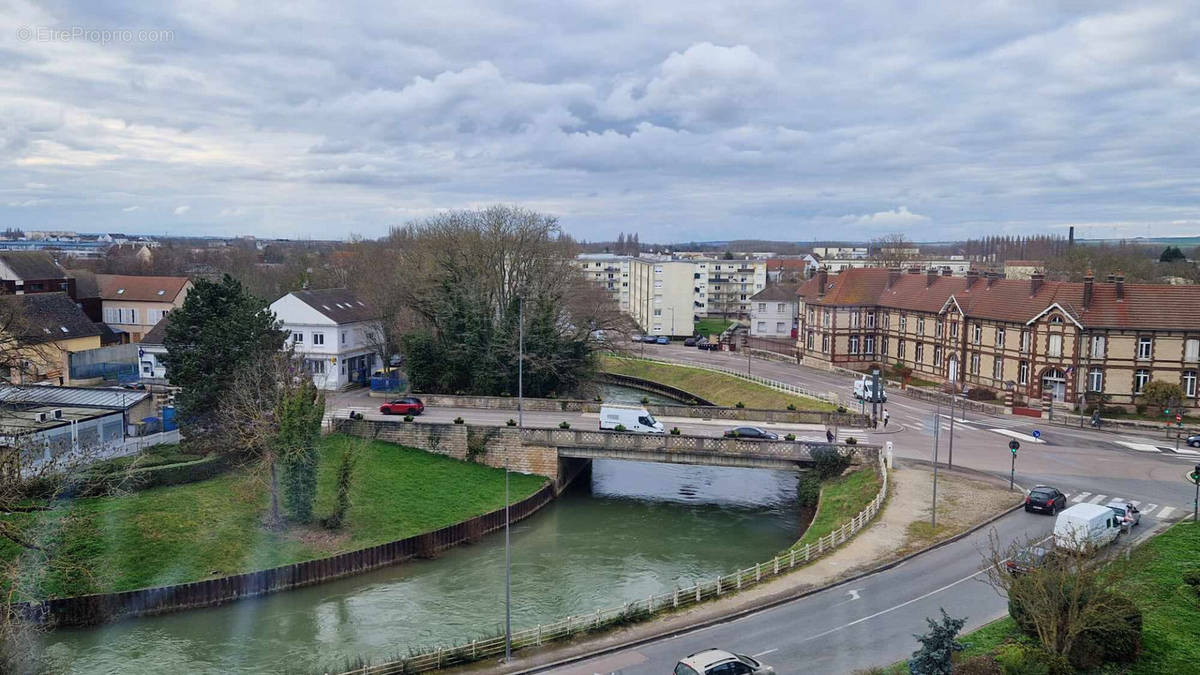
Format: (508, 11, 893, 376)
(536, 344, 1198, 673)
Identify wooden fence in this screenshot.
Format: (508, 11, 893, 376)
(341, 455, 889, 674)
(21, 482, 557, 627)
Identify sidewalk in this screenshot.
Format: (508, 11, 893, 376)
(463, 464, 1021, 674)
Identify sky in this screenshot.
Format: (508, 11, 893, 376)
(1, 1, 1198, 242)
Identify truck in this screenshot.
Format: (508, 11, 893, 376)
(598, 405, 665, 434)
(853, 376, 887, 403)
(1052, 502, 1121, 554)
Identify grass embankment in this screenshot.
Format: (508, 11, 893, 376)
(693, 318, 735, 337)
(2, 435, 545, 598)
(791, 466, 882, 551)
(599, 355, 835, 411)
(950, 521, 1200, 673)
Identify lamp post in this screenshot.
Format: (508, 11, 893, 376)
(505, 296, 522, 662)
(668, 306, 675, 338)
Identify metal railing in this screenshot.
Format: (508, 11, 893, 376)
(342, 455, 888, 674)
(620, 354, 840, 405)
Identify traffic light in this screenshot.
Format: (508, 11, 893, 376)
(1008, 439, 1020, 455)
(1191, 464, 1200, 484)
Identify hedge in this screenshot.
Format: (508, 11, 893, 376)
(24, 453, 237, 500)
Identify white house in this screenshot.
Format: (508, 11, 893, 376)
(749, 283, 800, 338)
(138, 320, 170, 383)
(268, 289, 383, 391)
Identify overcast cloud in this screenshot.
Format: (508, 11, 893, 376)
(1, 1, 1197, 241)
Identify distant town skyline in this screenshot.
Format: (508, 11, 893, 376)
(3, 2, 1198, 242)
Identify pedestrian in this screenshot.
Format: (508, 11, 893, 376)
(825, 428, 835, 443)
(882, 409, 890, 429)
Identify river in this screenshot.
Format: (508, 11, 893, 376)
(41, 385, 803, 673)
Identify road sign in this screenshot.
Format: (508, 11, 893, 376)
(1177, 414, 1183, 423)
(1031, 430, 1041, 439)
(1008, 439, 1020, 453)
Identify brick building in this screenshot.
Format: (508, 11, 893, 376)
(796, 266, 1200, 410)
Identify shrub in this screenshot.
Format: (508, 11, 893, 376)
(1183, 568, 1200, 587)
(614, 424, 626, 431)
(966, 388, 998, 401)
(670, 427, 681, 435)
(453, 416, 464, 424)
(640, 396, 649, 405)
(1070, 594, 1142, 667)
(506, 418, 517, 426)
(558, 421, 571, 429)
(951, 654, 1002, 675)
(735, 401, 745, 408)
(844, 436, 858, 444)
(994, 644, 1072, 675)
(907, 609, 966, 675)
(404, 414, 414, 422)
(836, 405, 847, 413)
(785, 433, 796, 441)
(796, 474, 820, 508)
(787, 403, 796, 411)
(594, 396, 603, 403)
(810, 446, 852, 479)
(1135, 403, 1148, 416)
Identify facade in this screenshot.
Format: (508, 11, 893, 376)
(2, 292, 103, 385)
(749, 284, 800, 338)
(0, 252, 75, 297)
(813, 246, 868, 260)
(628, 259, 695, 336)
(96, 274, 192, 342)
(796, 267, 1200, 410)
(820, 256, 975, 274)
(576, 254, 633, 312)
(268, 288, 383, 391)
(1004, 260, 1044, 280)
(0, 385, 154, 459)
(137, 320, 170, 383)
(692, 258, 767, 318)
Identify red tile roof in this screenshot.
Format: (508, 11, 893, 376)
(798, 268, 1200, 330)
(96, 274, 190, 303)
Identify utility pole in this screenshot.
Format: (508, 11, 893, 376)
(947, 390, 955, 468)
(931, 395, 941, 528)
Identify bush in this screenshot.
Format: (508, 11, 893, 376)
(404, 414, 414, 422)
(951, 654, 1002, 675)
(640, 396, 649, 405)
(810, 446, 852, 479)
(735, 401, 745, 408)
(1135, 403, 1148, 416)
(966, 388, 998, 401)
(1183, 568, 1200, 587)
(614, 424, 626, 431)
(836, 405, 847, 413)
(787, 403, 796, 411)
(1071, 594, 1142, 667)
(506, 418, 517, 426)
(558, 421, 571, 429)
(453, 416, 464, 424)
(994, 643, 1072, 675)
(785, 433, 796, 441)
(796, 474, 820, 508)
(670, 427, 681, 435)
(594, 396, 603, 403)
(844, 436, 858, 444)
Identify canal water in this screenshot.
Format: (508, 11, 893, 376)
(41, 386, 803, 673)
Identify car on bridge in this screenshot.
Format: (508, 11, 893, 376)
(379, 396, 424, 416)
(675, 649, 774, 675)
(1024, 485, 1067, 515)
(724, 426, 779, 440)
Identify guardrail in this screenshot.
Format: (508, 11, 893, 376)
(341, 454, 888, 674)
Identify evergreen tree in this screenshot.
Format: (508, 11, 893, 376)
(908, 609, 966, 675)
(162, 275, 286, 426)
(275, 380, 324, 523)
(1160, 246, 1186, 263)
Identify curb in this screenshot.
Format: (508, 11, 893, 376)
(512, 472, 1026, 674)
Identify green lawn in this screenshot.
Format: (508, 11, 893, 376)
(791, 466, 882, 551)
(2, 435, 545, 598)
(693, 318, 735, 337)
(600, 355, 834, 411)
(949, 521, 1200, 673)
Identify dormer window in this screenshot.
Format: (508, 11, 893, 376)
(117, 288, 125, 294)
(157, 290, 165, 296)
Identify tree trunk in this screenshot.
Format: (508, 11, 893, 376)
(269, 458, 282, 529)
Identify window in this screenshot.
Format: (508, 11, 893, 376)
(993, 357, 1003, 380)
(141, 360, 154, 376)
(971, 353, 980, 374)
(1187, 339, 1200, 362)
(933, 345, 942, 366)
(898, 314, 907, 331)
(915, 342, 924, 363)
(882, 311, 890, 329)
(653, 309, 662, 317)
(973, 323, 982, 344)
(777, 303, 785, 312)
(1091, 334, 1106, 359)
(1019, 360, 1029, 385)
(897, 339, 906, 360)
(821, 334, 829, 353)
(1138, 337, 1152, 360)
(996, 327, 1005, 348)
(881, 337, 889, 356)
(950, 321, 959, 338)
(1186, 371, 1198, 398)
(864, 335, 874, 354)
(776, 321, 785, 333)
(916, 318, 925, 335)
(850, 311, 860, 328)
(806, 331, 814, 350)
(312, 332, 325, 346)
(758, 303, 766, 312)
(936, 320, 944, 338)
(1049, 315, 1063, 325)
(1048, 334, 1062, 358)
(1089, 367, 1104, 393)
(305, 358, 326, 374)
(807, 308, 815, 324)
(292, 332, 304, 344)
(1134, 369, 1150, 393)
(849, 335, 860, 354)
(757, 321, 766, 332)
(822, 310, 830, 328)
(866, 311, 876, 328)
(1020, 330, 1030, 353)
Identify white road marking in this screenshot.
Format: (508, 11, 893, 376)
(989, 428, 1045, 444)
(1157, 506, 1177, 519)
(1128, 500, 1140, 507)
(1172, 446, 1200, 455)
(1142, 504, 1158, 515)
(752, 649, 778, 658)
(1070, 492, 1091, 503)
(1087, 494, 1107, 504)
(1115, 441, 1164, 453)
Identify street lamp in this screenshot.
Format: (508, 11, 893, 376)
(668, 306, 675, 338)
(505, 296, 523, 662)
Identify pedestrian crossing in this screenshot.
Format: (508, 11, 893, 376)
(1065, 492, 1180, 520)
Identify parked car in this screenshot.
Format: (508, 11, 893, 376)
(656, 336, 670, 344)
(1187, 433, 1200, 448)
(696, 338, 719, 351)
(1005, 545, 1055, 576)
(724, 426, 779, 440)
(379, 396, 424, 415)
(1105, 499, 1140, 530)
(1053, 502, 1122, 553)
(641, 334, 659, 343)
(631, 334, 644, 342)
(1025, 485, 1067, 515)
(675, 649, 774, 675)
(684, 336, 697, 346)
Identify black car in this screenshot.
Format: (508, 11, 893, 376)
(697, 339, 719, 351)
(724, 426, 779, 440)
(1025, 485, 1067, 515)
(1005, 545, 1055, 575)
(684, 337, 697, 346)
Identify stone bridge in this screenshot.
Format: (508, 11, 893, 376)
(333, 419, 877, 483)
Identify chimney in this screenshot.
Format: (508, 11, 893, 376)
(941, 266, 952, 277)
(987, 271, 999, 287)
(926, 267, 938, 287)
(816, 267, 828, 298)
(1105, 272, 1116, 283)
(1083, 270, 1094, 308)
(965, 269, 979, 289)
(887, 267, 901, 289)
(1115, 271, 1124, 300)
(1030, 271, 1044, 295)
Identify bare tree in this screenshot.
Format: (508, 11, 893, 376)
(870, 233, 918, 268)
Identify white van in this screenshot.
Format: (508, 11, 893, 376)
(853, 376, 886, 403)
(599, 405, 665, 434)
(1053, 503, 1121, 554)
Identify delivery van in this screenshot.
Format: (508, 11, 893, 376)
(598, 405, 665, 434)
(1053, 502, 1121, 554)
(853, 376, 887, 403)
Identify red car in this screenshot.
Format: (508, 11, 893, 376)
(379, 396, 424, 415)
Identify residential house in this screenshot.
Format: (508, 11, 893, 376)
(96, 274, 192, 342)
(1, 292, 103, 385)
(137, 320, 170, 383)
(749, 284, 800, 338)
(268, 288, 383, 390)
(796, 266, 1200, 410)
(0, 251, 75, 297)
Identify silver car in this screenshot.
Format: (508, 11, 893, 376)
(675, 649, 774, 675)
(1106, 500, 1140, 530)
